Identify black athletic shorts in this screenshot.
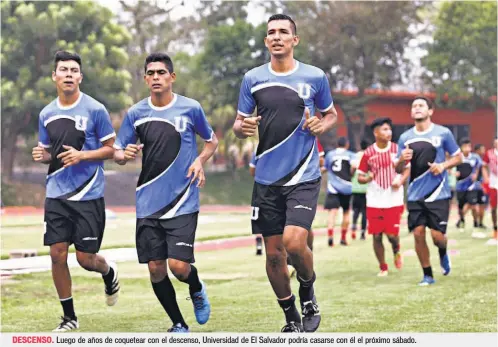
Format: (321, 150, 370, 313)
(456, 190, 479, 209)
(44, 197, 105, 254)
(407, 199, 450, 234)
(136, 212, 198, 264)
(477, 190, 489, 205)
(324, 193, 351, 211)
(352, 193, 366, 211)
(251, 178, 320, 237)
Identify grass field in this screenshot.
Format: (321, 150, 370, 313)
(1, 211, 497, 333)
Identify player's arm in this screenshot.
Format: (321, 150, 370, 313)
(233, 114, 260, 139)
(58, 138, 115, 168)
(428, 131, 462, 175)
(249, 152, 256, 177)
(395, 144, 413, 173)
(481, 152, 490, 185)
(304, 72, 338, 136)
(33, 115, 53, 164)
(356, 152, 372, 184)
(234, 75, 258, 139)
(113, 111, 140, 166)
(392, 167, 410, 189)
(188, 134, 219, 188)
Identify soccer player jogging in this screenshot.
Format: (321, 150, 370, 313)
(32, 51, 120, 332)
(454, 138, 484, 237)
(474, 144, 489, 229)
(351, 140, 370, 240)
(357, 118, 410, 276)
(324, 137, 356, 246)
(395, 97, 462, 286)
(233, 14, 337, 332)
(481, 138, 498, 240)
(114, 53, 218, 332)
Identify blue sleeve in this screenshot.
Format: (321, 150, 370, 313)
(237, 74, 256, 117)
(396, 134, 406, 160)
(249, 152, 257, 167)
(38, 115, 51, 148)
(115, 112, 137, 149)
(325, 152, 331, 168)
(95, 107, 116, 142)
(315, 73, 334, 112)
(443, 129, 460, 156)
(193, 104, 214, 141)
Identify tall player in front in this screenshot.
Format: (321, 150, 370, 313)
(357, 118, 410, 276)
(114, 53, 218, 332)
(395, 97, 461, 286)
(481, 138, 498, 240)
(233, 14, 337, 332)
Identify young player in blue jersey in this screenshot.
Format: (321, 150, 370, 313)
(324, 137, 357, 246)
(455, 138, 484, 237)
(474, 144, 489, 229)
(32, 51, 120, 332)
(233, 14, 338, 333)
(395, 96, 462, 286)
(114, 53, 218, 332)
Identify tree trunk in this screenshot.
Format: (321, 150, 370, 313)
(1, 133, 18, 182)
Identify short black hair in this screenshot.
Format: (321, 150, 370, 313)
(459, 137, 471, 146)
(474, 144, 484, 151)
(144, 53, 174, 73)
(54, 50, 82, 71)
(337, 137, 348, 148)
(268, 14, 297, 35)
(370, 117, 393, 131)
(360, 139, 370, 150)
(413, 96, 434, 109)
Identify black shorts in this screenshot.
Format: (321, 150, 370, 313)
(352, 193, 366, 211)
(456, 191, 479, 209)
(407, 199, 450, 234)
(136, 212, 198, 264)
(251, 179, 320, 237)
(44, 197, 105, 254)
(324, 193, 351, 211)
(477, 190, 489, 205)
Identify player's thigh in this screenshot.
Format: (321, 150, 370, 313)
(162, 212, 198, 264)
(425, 199, 450, 234)
(136, 218, 168, 264)
(44, 198, 74, 247)
(285, 179, 320, 231)
(366, 207, 384, 235)
(71, 198, 106, 254)
(384, 206, 404, 236)
(456, 191, 467, 209)
(251, 182, 286, 237)
(324, 193, 341, 210)
(339, 194, 352, 212)
(466, 191, 479, 206)
(477, 190, 489, 206)
(407, 201, 427, 232)
(489, 189, 498, 209)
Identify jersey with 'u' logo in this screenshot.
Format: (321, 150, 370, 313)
(38, 93, 115, 200)
(115, 94, 214, 219)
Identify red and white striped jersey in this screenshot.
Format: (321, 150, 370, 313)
(358, 142, 404, 208)
(483, 148, 498, 189)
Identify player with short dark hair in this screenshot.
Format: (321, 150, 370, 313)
(395, 96, 462, 286)
(324, 137, 356, 246)
(233, 14, 338, 332)
(114, 52, 218, 332)
(32, 50, 120, 332)
(474, 144, 489, 229)
(481, 138, 498, 240)
(351, 139, 370, 240)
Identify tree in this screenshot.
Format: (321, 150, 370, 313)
(423, 1, 497, 111)
(1, 1, 132, 180)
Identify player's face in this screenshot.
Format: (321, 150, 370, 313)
(476, 146, 485, 156)
(144, 62, 176, 94)
(461, 143, 471, 155)
(264, 20, 299, 58)
(411, 99, 433, 121)
(52, 60, 82, 95)
(375, 124, 392, 142)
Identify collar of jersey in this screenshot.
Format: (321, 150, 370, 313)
(413, 122, 434, 135)
(374, 141, 392, 153)
(57, 92, 83, 110)
(267, 60, 299, 76)
(148, 93, 178, 111)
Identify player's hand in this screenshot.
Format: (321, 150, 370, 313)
(187, 158, 205, 188)
(302, 108, 324, 136)
(401, 144, 413, 163)
(320, 166, 327, 173)
(57, 145, 85, 168)
(124, 144, 144, 161)
(241, 116, 261, 137)
(454, 171, 461, 178)
(32, 145, 50, 162)
(428, 162, 445, 175)
(471, 173, 478, 182)
(391, 175, 403, 189)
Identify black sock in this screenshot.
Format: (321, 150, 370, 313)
(474, 220, 478, 228)
(298, 272, 316, 303)
(186, 265, 202, 296)
(438, 247, 447, 259)
(60, 297, 76, 320)
(102, 265, 114, 287)
(151, 276, 186, 327)
(277, 294, 301, 324)
(423, 266, 433, 278)
(479, 222, 484, 227)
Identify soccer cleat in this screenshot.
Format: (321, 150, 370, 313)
(52, 316, 79, 332)
(456, 220, 465, 231)
(360, 232, 366, 240)
(340, 239, 348, 246)
(167, 323, 189, 333)
(377, 270, 388, 277)
(418, 276, 435, 286)
(352, 231, 357, 240)
(281, 321, 304, 333)
(256, 236, 263, 256)
(301, 295, 321, 332)
(440, 254, 451, 276)
(328, 238, 334, 247)
(105, 262, 120, 306)
(190, 280, 211, 325)
(287, 265, 296, 278)
(394, 252, 403, 270)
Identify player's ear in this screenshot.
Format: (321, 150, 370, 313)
(170, 72, 176, 83)
(428, 108, 434, 117)
(52, 71, 56, 82)
(293, 35, 300, 47)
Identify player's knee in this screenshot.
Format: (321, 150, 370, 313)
(373, 234, 383, 242)
(148, 260, 167, 281)
(50, 244, 68, 265)
(283, 229, 307, 255)
(167, 259, 189, 281)
(75, 251, 95, 271)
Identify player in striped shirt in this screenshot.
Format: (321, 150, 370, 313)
(357, 118, 410, 276)
(482, 138, 498, 240)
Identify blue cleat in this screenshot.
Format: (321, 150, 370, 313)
(167, 323, 189, 333)
(418, 275, 436, 286)
(440, 254, 451, 276)
(191, 281, 211, 325)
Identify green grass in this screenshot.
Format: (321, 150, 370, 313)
(1, 215, 496, 333)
